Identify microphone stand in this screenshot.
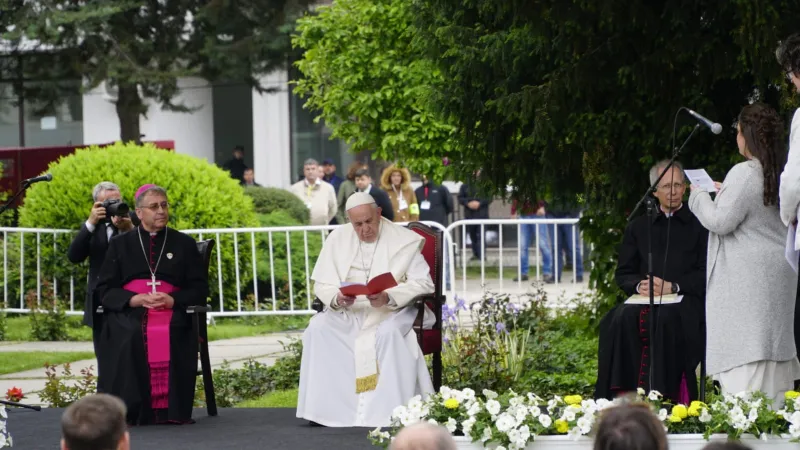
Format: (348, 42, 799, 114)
(0, 399, 41, 411)
(0, 180, 36, 219)
(627, 122, 700, 393)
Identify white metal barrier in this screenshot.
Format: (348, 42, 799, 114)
(0, 219, 583, 317)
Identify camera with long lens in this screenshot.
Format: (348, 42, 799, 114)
(102, 199, 130, 223)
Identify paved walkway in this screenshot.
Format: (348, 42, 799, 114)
(0, 276, 594, 407)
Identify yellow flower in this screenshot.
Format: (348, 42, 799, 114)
(688, 404, 701, 417)
(555, 419, 570, 433)
(668, 414, 683, 423)
(444, 398, 460, 409)
(690, 400, 706, 409)
(786, 391, 800, 400)
(671, 404, 688, 419)
(564, 395, 583, 405)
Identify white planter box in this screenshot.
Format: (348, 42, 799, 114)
(453, 434, 798, 450)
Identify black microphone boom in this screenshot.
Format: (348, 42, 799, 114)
(22, 173, 53, 185)
(686, 108, 723, 135)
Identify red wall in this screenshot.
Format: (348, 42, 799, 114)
(0, 141, 175, 206)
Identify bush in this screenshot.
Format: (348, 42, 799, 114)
(40, 362, 97, 407)
(244, 186, 310, 224)
(16, 142, 260, 310)
(0, 309, 6, 341)
(27, 282, 69, 341)
(253, 211, 323, 310)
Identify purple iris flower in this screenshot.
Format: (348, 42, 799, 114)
(495, 322, 508, 334)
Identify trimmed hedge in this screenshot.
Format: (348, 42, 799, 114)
(244, 186, 310, 224)
(14, 142, 259, 310)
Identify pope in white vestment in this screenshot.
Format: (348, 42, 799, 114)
(296, 192, 436, 427)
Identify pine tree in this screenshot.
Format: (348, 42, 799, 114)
(4, 0, 309, 142)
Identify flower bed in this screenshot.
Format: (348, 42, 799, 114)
(369, 387, 800, 449)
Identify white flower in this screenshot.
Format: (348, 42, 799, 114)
(428, 419, 438, 426)
(577, 416, 593, 434)
(509, 396, 524, 407)
(699, 408, 712, 423)
(568, 427, 582, 440)
(538, 414, 552, 428)
(0, 433, 6, 448)
(595, 399, 614, 410)
(518, 425, 531, 442)
(483, 389, 498, 400)
(527, 393, 543, 405)
(760, 433, 768, 442)
(496, 413, 517, 433)
(528, 406, 541, 417)
(562, 410, 576, 422)
(482, 426, 492, 443)
(440, 386, 453, 399)
(657, 408, 668, 421)
(637, 387, 646, 396)
(496, 446, 507, 450)
(445, 417, 457, 434)
(467, 402, 483, 416)
(462, 417, 476, 435)
(0, 406, 6, 419)
(648, 390, 663, 401)
(462, 388, 476, 401)
(486, 399, 501, 416)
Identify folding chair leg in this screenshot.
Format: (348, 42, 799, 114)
(197, 313, 217, 416)
(699, 360, 707, 403)
(433, 351, 442, 393)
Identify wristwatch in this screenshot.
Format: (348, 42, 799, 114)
(671, 283, 679, 294)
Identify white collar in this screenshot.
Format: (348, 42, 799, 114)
(304, 178, 321, 187)
(661, 203, 683, 217)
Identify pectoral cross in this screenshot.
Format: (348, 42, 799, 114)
(147, 275, 161, 294)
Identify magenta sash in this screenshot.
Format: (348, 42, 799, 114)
(124, 279, 181, 410)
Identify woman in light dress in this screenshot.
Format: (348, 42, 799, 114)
(689, 103, 800, 404)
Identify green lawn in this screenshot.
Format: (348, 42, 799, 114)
(4, 314, 310, 342)
(0, 351, 96, 375)
(236, 389, 298, 408)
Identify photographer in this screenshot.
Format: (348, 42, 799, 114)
(67, 182, 138, 366)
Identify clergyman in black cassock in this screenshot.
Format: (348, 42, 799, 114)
(595, 163, 708, 403)
(95, 184, 208, 425)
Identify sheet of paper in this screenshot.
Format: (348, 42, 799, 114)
(786, 224, 799, 274)
(684, 169, 718, 192)
(624, 294, 683, 305)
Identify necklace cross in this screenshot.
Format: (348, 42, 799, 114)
(147, 275, 161, 294)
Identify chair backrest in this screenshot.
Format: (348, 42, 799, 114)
(406, 222, 443, 299)
(196, 240, 215, 277)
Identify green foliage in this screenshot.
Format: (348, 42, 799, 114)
(244, 186, 310, 224)
(27, 282, 69, 342)
(254, 211, 323, 311)
(17, 142, 259, 310)
(195, 339, 302, 408)
(292, 0, 456, 181)
(442, 288, 599, 398)
(0, 309, 6, 342)
(4, 0, 311, 141)
(40, 362, 97, 408)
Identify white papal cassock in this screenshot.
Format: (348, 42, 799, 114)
(296, 217, 436, 427)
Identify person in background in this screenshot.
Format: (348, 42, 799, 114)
(241, 168, 261, 187)
(322, 158, 344, 194)
(593, 404, 667, 450)
(380, 164, 419, 223)
(690, 103, 799, 405)
(61, 394, 130, 450)
(67, 181, 137, 379)
(458, 172, 492, 260)
(354, 168, 394, 221)
(511, 199, 554, 283)
(336, 161, 367, 224)
(222, 145, 248, 184)
(415, 174, 454, 290)
(551, 204, 584, 282)
(289, 158, 338, 226)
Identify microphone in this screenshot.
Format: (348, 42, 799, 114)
(686, 109, 723, 134)
(22, 173, 53, 185)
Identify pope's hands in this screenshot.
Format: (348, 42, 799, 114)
(367, 292, 390, 308)
(336, 292, 356, 308)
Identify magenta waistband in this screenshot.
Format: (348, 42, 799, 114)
(123, 279, 181, 295)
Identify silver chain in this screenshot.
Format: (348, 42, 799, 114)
(359, 223, 382, 281)
(137, 226, 168, 279)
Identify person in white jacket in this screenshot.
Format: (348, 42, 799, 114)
(777, 32, 800, 389)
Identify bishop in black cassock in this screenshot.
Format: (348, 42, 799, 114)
(595, 165, 708, 403)
(95, 184, 208, 425)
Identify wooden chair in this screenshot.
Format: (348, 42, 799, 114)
(97, 239, 217, 416)
(311, 222, 445, 391)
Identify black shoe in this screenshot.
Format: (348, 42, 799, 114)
(513, 275, 529, 282)
(543, 275, 555, 284)
(309, 421, 326, 427)
(576, 276, 584, 283)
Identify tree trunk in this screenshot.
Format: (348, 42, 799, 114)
(116, 83, 143, 144)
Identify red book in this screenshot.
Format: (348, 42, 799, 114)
(339, 272, 398, 296)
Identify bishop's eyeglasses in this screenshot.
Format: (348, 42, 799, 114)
(142, 201, 170, 211)
(656, 182, 686, 192)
